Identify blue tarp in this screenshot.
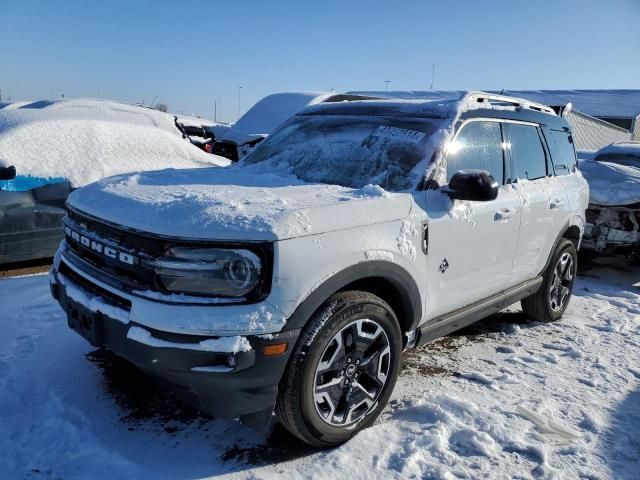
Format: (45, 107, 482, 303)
(0, 175, 68, 192)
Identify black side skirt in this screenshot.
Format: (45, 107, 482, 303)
(415, 277, 543, 348)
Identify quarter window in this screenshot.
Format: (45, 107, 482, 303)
(447, 121, 504, 184)
(548, 130, 577, 175)
(506, 124, 547, 181)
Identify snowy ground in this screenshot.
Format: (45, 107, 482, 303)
(0, 257, 638, 479)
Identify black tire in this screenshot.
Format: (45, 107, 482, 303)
(521, 239, 577, 322)
(275, 291, 402, 447)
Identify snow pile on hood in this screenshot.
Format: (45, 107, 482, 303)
(68, 166, 413, 241)
(0, 99, 231, 187)
(578, 159, 640, 206)
(218, 92, 333, 145)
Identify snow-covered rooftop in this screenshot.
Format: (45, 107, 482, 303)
(348, 89, 640, 119)
(0, 98, 230, 187)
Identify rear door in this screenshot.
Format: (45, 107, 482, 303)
(425, 119, 522, 318)
(505, 122, 565, 285)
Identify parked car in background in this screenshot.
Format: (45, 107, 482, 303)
(175, 115, 231, 154)
(50, 92, 588, 446)
(578, 142, 640, 257)
(211, 92, 334, 161)
(0, 99, 230, 264)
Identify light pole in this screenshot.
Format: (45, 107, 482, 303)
(430, 64, 436, 90)
(237, 86, 242, 121)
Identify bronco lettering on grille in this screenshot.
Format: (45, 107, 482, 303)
(65, 226, 137, 266)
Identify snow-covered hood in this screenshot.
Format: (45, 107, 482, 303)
(578, 159, 640, 206)
(67, 167, 413, 241)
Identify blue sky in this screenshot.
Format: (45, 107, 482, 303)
(2, 0, 639, 122)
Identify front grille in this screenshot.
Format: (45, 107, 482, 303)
(64, 210, 162, 292)
(59, 260, 132, 311)
(63, 208, 274, 304)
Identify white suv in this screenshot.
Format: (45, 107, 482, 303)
(50, 92, 589, 446)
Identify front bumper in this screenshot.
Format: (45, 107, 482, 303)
(50, 251, 300, 421)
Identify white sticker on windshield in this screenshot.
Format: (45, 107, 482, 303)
(371, 126, 426, 144)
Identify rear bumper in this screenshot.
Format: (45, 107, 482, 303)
(50, 260, 300, 421)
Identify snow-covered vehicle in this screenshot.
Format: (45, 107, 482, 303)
(175, 115, 231, 154)
(0, 99, 230, 264)
(49, 92, 588, 446)
(210, 92, 334, 161)
(578, 142, 640, 256)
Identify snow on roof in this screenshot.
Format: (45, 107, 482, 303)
(501, 90, 640, 119)
(0, 98, 230, 187)
(595, 141, 640, 157)
(218, 92, 333, 143)
(349, 90, 640, 119)
(302, 96, 460, 118)
(175, 114, 229, 129)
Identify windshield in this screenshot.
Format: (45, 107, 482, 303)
(595, 153, 640, 167)
(243, 114, 442, 191)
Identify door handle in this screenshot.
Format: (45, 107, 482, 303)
(550, 199, 565, 209)
(494, 208, 516, 221)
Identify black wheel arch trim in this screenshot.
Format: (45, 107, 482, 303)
(281, 260, 422, 334)
(539, 222, 580, 277)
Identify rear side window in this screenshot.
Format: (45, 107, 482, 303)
(506, 124, 547, 181)
(548, 130, 577, 175)
(447, 121, 504, 184)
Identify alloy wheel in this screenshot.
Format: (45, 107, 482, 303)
(313, 319, 391, 427)
(549, 252, 575, 312)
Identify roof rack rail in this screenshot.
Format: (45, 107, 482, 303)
(461, 91, 557, 116)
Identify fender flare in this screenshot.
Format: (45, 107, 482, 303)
(281, 260, 423, 333)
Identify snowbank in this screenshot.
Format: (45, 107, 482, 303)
(0, 99, 230, 187)
(217, 92, 333, 143)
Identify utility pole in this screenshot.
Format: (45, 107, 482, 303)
(384, 80, 390, 92)
(430, 64, 436, 90)
(237, 86, 242, 121)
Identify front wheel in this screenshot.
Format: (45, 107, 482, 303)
(521, 238, 577, 322)
(275, 291, 402, 447)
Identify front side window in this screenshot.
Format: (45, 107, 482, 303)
(506, 124, 547, 181)
(446, 121, 504, 184)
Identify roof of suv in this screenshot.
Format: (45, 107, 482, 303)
(300, 91, 570, 130)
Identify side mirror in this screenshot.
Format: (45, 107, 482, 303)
(445, 169, 499, 201)
(0, 166, 16, 181)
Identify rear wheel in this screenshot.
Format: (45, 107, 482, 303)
(521, 238, 577, 322)
(276, 291, 402, 447)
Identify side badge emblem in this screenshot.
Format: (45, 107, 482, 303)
(439, 258, 449, 274)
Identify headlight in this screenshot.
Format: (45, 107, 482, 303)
(147, 247, 263, 297)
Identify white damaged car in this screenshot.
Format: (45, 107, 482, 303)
(578, 142, 640, 257)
